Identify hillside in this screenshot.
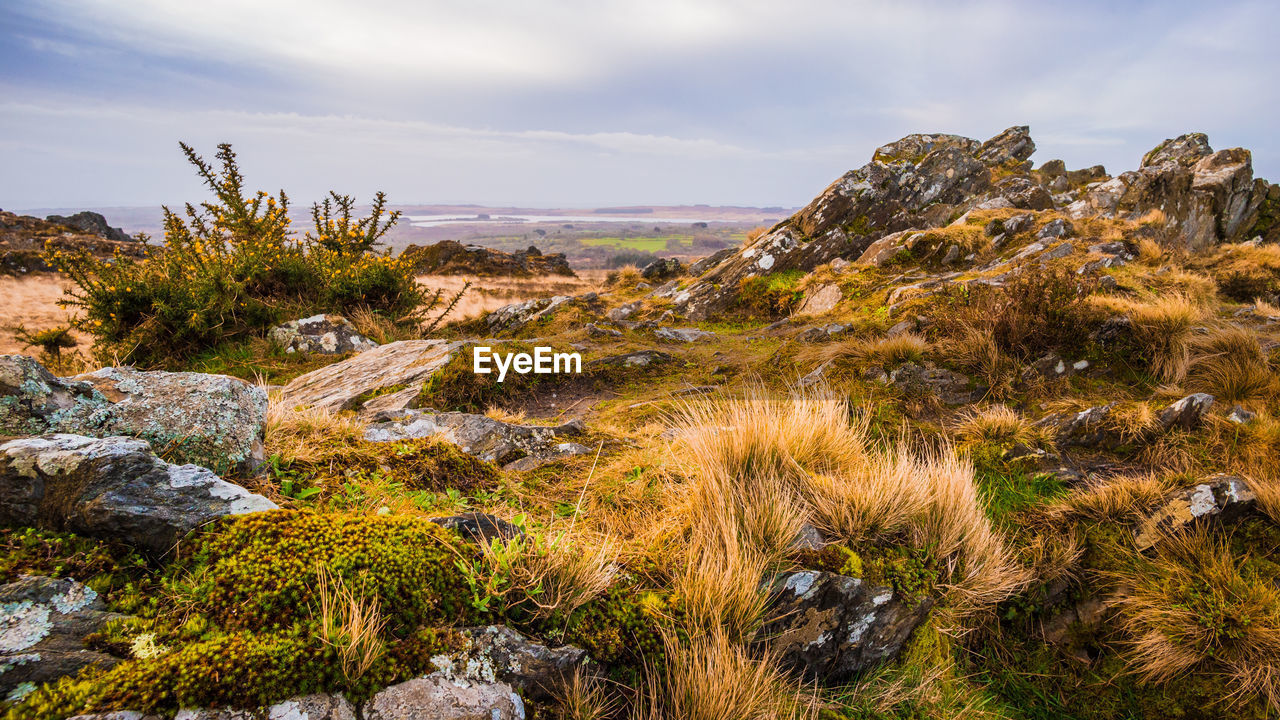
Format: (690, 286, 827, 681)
(3, 127, 1280, 720)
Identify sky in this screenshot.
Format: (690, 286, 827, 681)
(2, 0, 1277, 210)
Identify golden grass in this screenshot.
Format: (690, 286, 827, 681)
(1113, 528, 1280, 711)
(953, 405, 1048, 448)
(314, 563, 387, 684)
(1183, 324, 1277, 405)
(1091, 293, 1210, 381)
(479, 526, 620, 620)
(606, 265, 644, 288)
(670, 389, 1028, 612)
(943, 324, 1017, 400)
(743, 226, 769, 246)
(553, 670, 617, 720)
(632, 629, 818, 720)
(1041, 474, 1176, 525)
(264, 399, 366, 464)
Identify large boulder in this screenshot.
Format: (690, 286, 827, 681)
(1069, 133, 1269, 250)
(363, 673, 524, 720)
(672, 127, 1035, 319)
(0, 356, 267, 475)
(268, 315, 378, 355)
(0, 434, 276, 554)
(364, 410, 590, 471)
(44, 211, 134, 243)
(758, 570, 934, 683)
(277, 340, 462, 412)
(0, 575, 127, 698)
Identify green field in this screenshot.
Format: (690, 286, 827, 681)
(578, 235, 693, 252)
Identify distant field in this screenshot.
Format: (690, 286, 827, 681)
(578, 235, 693, 252)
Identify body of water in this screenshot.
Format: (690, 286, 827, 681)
(406, 213, 725, 227)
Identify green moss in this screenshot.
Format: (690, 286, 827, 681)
(796, 543, 938, 600)
(734, 269, 807, 318)
(271, 436, 500, 496)
(976, 467, 1069, 530)
(844, 214, 873, 237)
(415, 342, 552, 412)
(0, 527, 151, 610)
(170, 510, 474, 633)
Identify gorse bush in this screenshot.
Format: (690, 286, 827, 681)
(49, 143, 428, 367)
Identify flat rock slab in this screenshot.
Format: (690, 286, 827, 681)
(364, 673, 524, 720)
(796, 283, 843, 316)
(0, 355, 267, 475)
(365, 410, 590, 470)
(0, 575, 129, 697)
(0, 434, 276, 555)
(172, 695, 356, 720)
(278, 340, 463, 412)
(654, 327, 715, 343)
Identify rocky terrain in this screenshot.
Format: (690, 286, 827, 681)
(0, 210, 142, 275)
(3, 127, 1280, 719)
(400, 239, 576, 277)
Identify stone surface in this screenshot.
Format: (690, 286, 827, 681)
(401, 240, 574, 277)
(44, 211, 134, 243)
(1133, 475, 1257, 551)
(0, 355, 267, 475)
(444, 625, 592, 702)
(671, 127, 1034, 319)
(640, 257, 684, 281)
(653, 327, 715, 343)
(688, 247, 736, 275)
(0, 434, 276, 554)
(363, 673, 524, 720)
(1069, 133, 1267, 249)
(1052, 403, 1121, 448)
(430, 513, 525, 544)
(796, 283, 843, 316)
(758, 570, 934, 684)
(0, 575, 127, 697)
(365, 410, 590, 470)
(172, 694, 356, 720)
(888, 362, 983, 405)
(1157, 393, 1214, 431)
(585, 351, 672, 369)
(487, 293, 599, 335)
(278, 340, 462, 412)
(268, 315, 378, 355)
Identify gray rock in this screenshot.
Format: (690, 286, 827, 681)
(653, 327, 715, 343)
(796, 283, 843, 316)
(0, 355, 267, 475)
(584, 323, 621, 338)
(996, 176, 1053, 210)
(363, 673, 524, 720)
(889, 362, 983, 405)
(1052, 403, 1120, 448)
(688, 248, 737, 276)
(447, 625, 593, 702)
(941, 244, 961, 264)
(640, 258, 683, 281)
(278, 340, 462, 412)
(1036, 219, 1074, 240)
(0, 434, 276, 554)
(268, 314, 378, 355)
(45, 211, 133, 243)
(1227, 405, 1257, 424)
(365, 410, 589, 470)
(430, 513, 525, 544)
(606, 302, 640, 322)
(1158, 393, 1214, 431)
(758, 570, 934, 684)
(1002, 213, 1036, 235)
(1021, 352, 1074, 383)
(0, 575, 128, 697)
(173, 694, 356, 720)
(69, 714, 162, 720)
(585, 351, 672, 369)
(1133, 475, 1257, 551)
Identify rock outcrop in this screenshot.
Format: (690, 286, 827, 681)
(0, 575, 127, 698)
(268, 315, 378, 355)
(1, 210, 145, 275)
(277, 340, 462, 412)
(0, 434, 276, 554)
(0, 356, 267, 475)
(1068, 133, 1272, 250)
(365, 410, 591, 471)
(402, 240, 574, 277)
(43, 212, 134, 244)
(449, 625, 593, 702)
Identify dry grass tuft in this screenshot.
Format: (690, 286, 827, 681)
(554, 670, 618, 720)
(478, 527, 620, 620)
(314, 563, 387, 684)
(1113, 528, 1280, 711)
(953, 405, 1048, 448)
(744, 226, 770, 246)
(606, 265, 644, 288)
(632, 629, 819, 720)
(1184, 324, 1277, 404)
(265, 400, 366, 463)
(1041, 474, 1176, 525)
(1091, 293, 1210, 382)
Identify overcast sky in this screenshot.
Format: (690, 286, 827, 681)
(2, 0, 1277, 210)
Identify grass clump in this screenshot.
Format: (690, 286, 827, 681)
(48, 143, 433, 368)
(734, 269, 807, 318)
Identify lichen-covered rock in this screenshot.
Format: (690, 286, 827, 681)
(1051, 403, 1121, 448)
(640, 257, 684, 281)
(1069, 133, 1267, 249)
(0, 355, 267, 475)
(795, 283, 843, 316)
(487, 296, 573, 334)
(888, 362, 983, 405)
(172, 694, 356, 720)
(278, 340, 463, 412)
(758, 570, 934, 683)
(364, 410, 590, 470)
(363, 673, 524, 720)
(671, 127, 1033, 319)
(0, 575, 128, 697)
(268, 314, 379, 355)
(586, 350, 672, 369)
(1157, 392, 1214, 431)
(688, 247, 735, 276)
(1133, 475, 1257, 551)
(0, 434, 276, 554)
(437, 625, 593, 702)
(653, 327, 715, 343)
(68, 713, 162, 720)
